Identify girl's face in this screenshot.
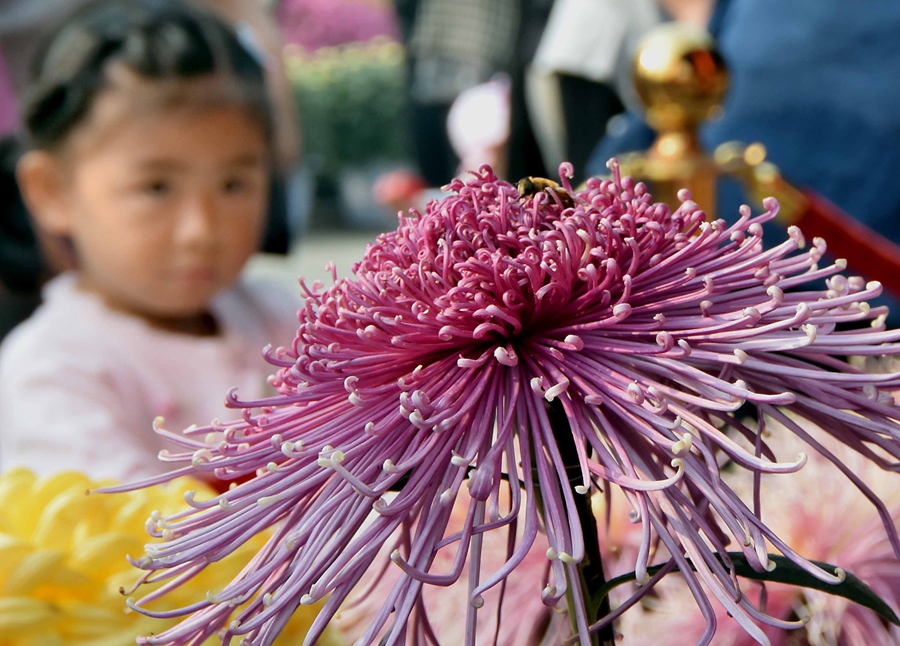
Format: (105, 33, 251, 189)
(41, 89, 271, 320)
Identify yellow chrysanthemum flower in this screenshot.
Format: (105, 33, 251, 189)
(0, 468, 342, 646)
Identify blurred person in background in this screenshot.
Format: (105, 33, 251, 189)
(382, 0, 650, 213)
(0, 0, 302, 343)
(402, 0, 554, 185)
(0, 43, 47, 340)
(587, 0, 900, 244)
(399, 0, 665, 190)
(525, 0, 662, 178)
(0, 114, 44, 340)
(0, 0, 298, 481)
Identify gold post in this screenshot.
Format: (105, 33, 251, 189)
(618, 24, 728, 217)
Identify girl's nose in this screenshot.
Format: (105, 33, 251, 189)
(176, 193, 218, 248)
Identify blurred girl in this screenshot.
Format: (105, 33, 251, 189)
(0, 0, 298, 481)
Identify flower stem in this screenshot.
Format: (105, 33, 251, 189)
(547, 400, 614, 646)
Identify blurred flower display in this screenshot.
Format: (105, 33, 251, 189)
(0, 468, 339, 646)
(277, 0, 412, 229)
(285, 39, 410, 178)
(276, 0, 399, 54)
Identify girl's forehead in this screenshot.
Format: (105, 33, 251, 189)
(62, 64, 268, 156)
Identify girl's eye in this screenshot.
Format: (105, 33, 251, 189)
(223, 177, 247, 194)
(143, 180, 171, 197)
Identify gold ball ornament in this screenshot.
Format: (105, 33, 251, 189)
(633, 23, 729, 133)
(618, 23, 729, 216)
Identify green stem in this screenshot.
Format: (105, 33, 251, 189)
(547, 400, 614, 646)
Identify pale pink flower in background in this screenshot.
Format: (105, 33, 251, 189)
(335, 487, 570, 645)
(767, 419, 900, 646)
(616, 577, 795, 646)
(595, 483, 797, 646)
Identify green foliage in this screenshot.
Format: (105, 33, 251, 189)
(287, 38, 411, 177)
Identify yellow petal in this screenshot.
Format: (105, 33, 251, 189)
(0, 596, 58, 636)
(32, 487, 108, 551)
(57, 601, 133, 639)
(0, 470, 37, 537)
(0, 535, 33, 583)
(69, 532, 143, 580)
(2, 549, 89, 596)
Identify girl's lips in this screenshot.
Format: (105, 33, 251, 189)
(178, 266, 217, 284)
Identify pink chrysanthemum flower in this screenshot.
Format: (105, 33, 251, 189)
(106, 162, 900, 646)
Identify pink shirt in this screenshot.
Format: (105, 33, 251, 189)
(0, 273, 299, 482)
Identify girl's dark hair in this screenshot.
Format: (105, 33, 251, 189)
(22, 0, 273, 150)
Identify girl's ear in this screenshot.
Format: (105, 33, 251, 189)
(16, 150, 72, 236)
